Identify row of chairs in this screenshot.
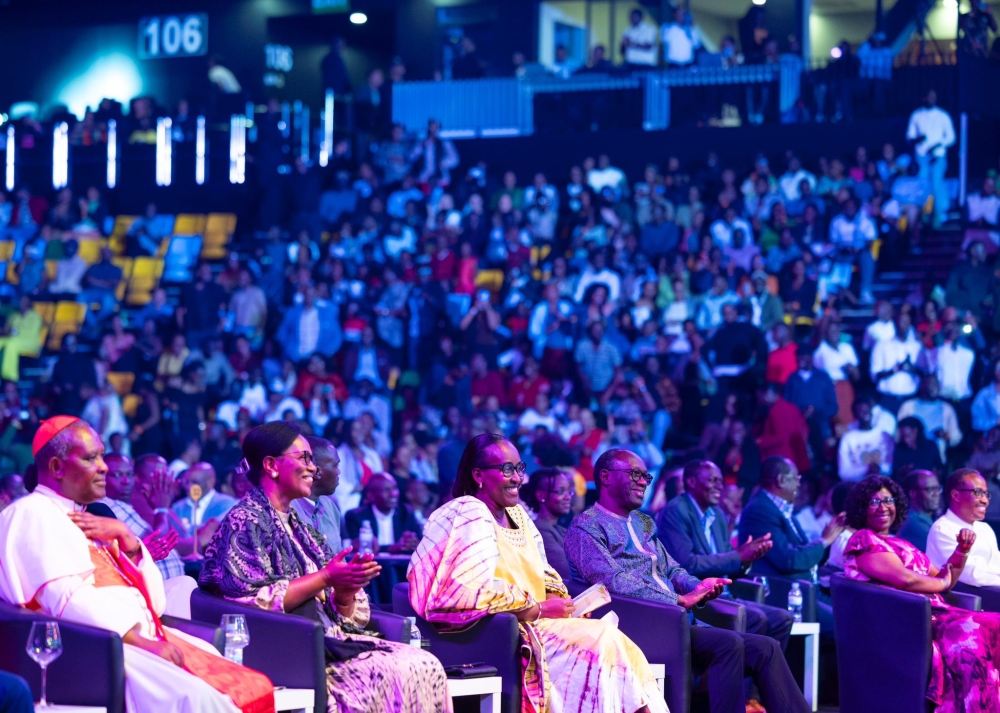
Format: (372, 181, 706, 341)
(108, 212, 235, 260)
(31, 301, 87, 351)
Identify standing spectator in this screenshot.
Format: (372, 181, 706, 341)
(966, 176, 1000, 244)
(856, 32, 893, 116)
(765, 324, 798, 386)
(907, 89, 956, 227)
(276, 285, 343, 363)
(179, 263, 226, 350)
(574, 321, 623, 407)
(321, 37, 351, 94)
(661, 6, 701, 67)
(813, 320, 860, 430)
(785, 348, 838, 452)
(870, 312, 922, 414)
(622, 9, 658, 69)
(946, 240, 993, 318)
(828, 197, 878, 304)
(959, 1, 998, 57)
(838, 398, 895, 481)
(922, 319, 975, 408)
(409, 119, 459, 189)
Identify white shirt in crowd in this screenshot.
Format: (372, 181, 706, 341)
(923, 341, 975, 400)
(623, 22, 658, 65)
(968, 191, 1000, 227)
(709, 217, 754, 248)
(863, 318, 897, 350)
(906, 106, 956, 159)
(813, 340, 859, 382)
(661, 22, 700, 65)
(870, 336, 922, 396)
(373, 507, 396, 547)
(298, 307, 320, 358)
(263, 396, 306, 423)
(518, 408, 558, 433)
(778, 169, 817, 202)
(838, 427, 894, 481)
(927, 509, 1000, 588)
(587, 166, 627, 193)
(575, 267, 622, 302)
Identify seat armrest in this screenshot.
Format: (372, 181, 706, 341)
(694, 598, 747, 633)
(161, 615, 224, 653)
(729, 579, 765, 604)
(368, 609, 412, 643)
(953, 582, 1000, 612)
(944, 590, 982, 611)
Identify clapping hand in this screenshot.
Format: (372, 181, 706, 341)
(677, 578, 731, 609)
(143, 529, 180, 561)
(144, 469, 176, 510)
(821, 513, 847, 546)
(389, 531, 420, 553)
(322, 547, 382, 594)
(736, 534, 773, 564)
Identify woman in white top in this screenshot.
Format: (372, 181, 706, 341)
(813, 320, 860, 433)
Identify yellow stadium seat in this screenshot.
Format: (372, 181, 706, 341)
(45, 260, 58, 281)
(173, 213, 207, 236)
(0, 241, 14, 261)
(474, 269, 505, 294)
(5, 263, 18, 286)
(127, 258, 164, 305)
(122, 393, 142, 418)
(113, 256, 134, 280)
(110, 215, 137, 240)
(106, 372, 135, 397)
(77, 239, 106, 265)
(47, 322, 81, 351)
(132, 257, 164, 279)
(32, 302, 55, 324)
(54, 301, 86, 325)
(205, 212, 236, 238)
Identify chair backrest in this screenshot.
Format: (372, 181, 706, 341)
(189, 588, 327, 713)
(163, 235, 203, 283)
(393, 582, 522, 713)
(0, 599, 125, 713)
(830, 573, 932, 713)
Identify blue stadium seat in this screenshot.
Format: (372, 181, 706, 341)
(162, 235, 203, 283)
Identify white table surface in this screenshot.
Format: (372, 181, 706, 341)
(790, 621, 821, 711)
(274, 687, 314, 713)
(33, 707, 106, 712)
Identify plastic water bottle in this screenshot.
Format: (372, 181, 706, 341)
(787, 582, 804, 623)
(359, 520, 374, 555)
(222, 614, 249, 665)
(407, 616, 422, 648)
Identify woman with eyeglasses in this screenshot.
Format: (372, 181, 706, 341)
(200, 422, 451, 713)
(409, 433, 667, 713)
(843, 475, 1000, 711)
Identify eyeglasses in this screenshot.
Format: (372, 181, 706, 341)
(608, 468, 653, 484)
(280, 451, 316, 467)
(918, 486, 943, 494)
(955, 488, 992, 500)
(479, 461, 527, 477)
(868, 497, 896, 508)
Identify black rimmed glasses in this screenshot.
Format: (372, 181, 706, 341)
(955, 488, 991, 500)
(608, 468, 652, 484)
(280, 450, 316, 467)
(868, 496, 896, 508)
(480, 461, 527, 477)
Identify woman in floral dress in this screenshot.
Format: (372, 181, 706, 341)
(842, 476, 1000, 712)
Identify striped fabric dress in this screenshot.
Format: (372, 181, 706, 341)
(408, 496, 668, 713)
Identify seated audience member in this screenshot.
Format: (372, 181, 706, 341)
(738, 456, 844, 632)
(345, 473, 422, 553)
(825, 481, 856, 569)
(565, 448, 810, 713)
(926, 468, 1000, 587)
(893, 417, 944, 478)
(843, 475, 1000, 711)
(0, 671, 32, 713)
(521, 467, 574, 581)
(897, 469, 943, 552)
(409, 434, 667, 713)
(838, 398, 894, 481)
(657, 460, 794, 649)
(0, 417, 274, 712)
(99, 453, 185, 583)
(898, 374, 962, 463)
(200, 422, 450, 712)
(171, 462, 237, 541)
(290, 436, 344, 551)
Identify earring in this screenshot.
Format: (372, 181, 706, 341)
(479, 481, 483, 489)
(269, 470, 278, 479)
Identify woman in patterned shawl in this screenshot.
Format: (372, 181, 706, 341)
(408, 433, 667, 713)
(200, 422, 450, 713)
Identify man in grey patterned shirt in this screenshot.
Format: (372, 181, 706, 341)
(565, 448, 809, 713)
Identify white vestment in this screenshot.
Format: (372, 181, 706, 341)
(0, 485, 241, 713)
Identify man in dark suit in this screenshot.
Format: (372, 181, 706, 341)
(344, 473, 423, 552)
(738, 456, 844, 633)
(658, 460, 794, 649)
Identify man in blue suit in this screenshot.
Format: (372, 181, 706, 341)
(0, 671, 32, 712)
(276, 285, 343, 363)
(657, 460, 794, 649)
(738, 456, 844, 633)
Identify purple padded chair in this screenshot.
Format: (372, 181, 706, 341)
(953, 581, 1000, 612)
(831, 572, 981, 713)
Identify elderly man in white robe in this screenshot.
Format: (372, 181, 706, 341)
(0, 416, 275, 713)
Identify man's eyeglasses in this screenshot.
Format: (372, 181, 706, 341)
(480, 462, 527, 477)
(280, 451, 316, 467)
(955, 488, 992, 500)
(608, 468, 652, 484)
(868, 497, 896, 508)
(917, 486, 943, 494)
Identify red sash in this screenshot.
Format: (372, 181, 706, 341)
(89, 544, 276, 713)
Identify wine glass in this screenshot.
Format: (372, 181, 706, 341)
(221, 614, 249, 664)
(26, 621, 62, 708)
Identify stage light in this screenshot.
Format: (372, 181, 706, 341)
(229, 115, 246, 184)
(57, 53, 142, 119)
(752, 0, 766, 5)
(52, 122, 69, 189)
(943, 0, 958, 7)
(156, 117, 173, 186)
(319, 89, 334, 167)
(196, 115, 207, 185)
(350, 12, 367, 24)
(5, 127, 14, 191)
(830, 46, 843, 59)
(106, 120, 118, 189)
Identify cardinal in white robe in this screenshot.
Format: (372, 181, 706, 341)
(0, 416, 275, 713)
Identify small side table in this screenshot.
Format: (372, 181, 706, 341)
(790, 621, 820, 711)
(648, 663, 665, 697)
(33, 707, 106, 712)
(274, 687, 315, 713)
(447, 675, 502, 713)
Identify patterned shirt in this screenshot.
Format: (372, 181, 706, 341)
(100, 497, 186, 580)
(564, 503, 701, 606)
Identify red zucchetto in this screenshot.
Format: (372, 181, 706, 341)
(31, 415, 82, 458)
